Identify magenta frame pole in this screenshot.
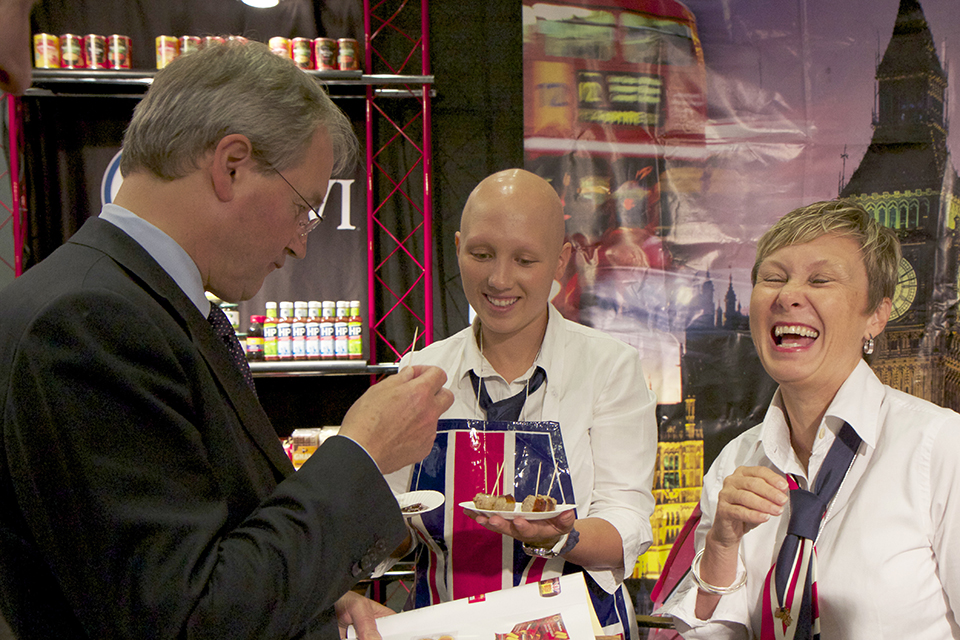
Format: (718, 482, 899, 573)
(421, 0, 434, 345)
(7, 95, 23, 277)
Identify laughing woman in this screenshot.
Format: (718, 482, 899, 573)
(658, 200, 960, 639)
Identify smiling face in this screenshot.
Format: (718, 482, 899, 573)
(456, 170, 570, 349)
(215, 128, 334, 302)
(750, 233, 891, 404)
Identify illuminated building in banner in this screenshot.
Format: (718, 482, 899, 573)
(839, 0, 960, 409)
(633, 398, 702, 579)
(632, 271, 774, 580)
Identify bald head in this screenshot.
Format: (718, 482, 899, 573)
(461, 169, 566, 252)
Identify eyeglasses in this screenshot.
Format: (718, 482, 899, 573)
(270, 166, 323, 238)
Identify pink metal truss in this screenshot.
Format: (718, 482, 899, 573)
(365, 0, 433, 365)
(1, 95, 24, 278)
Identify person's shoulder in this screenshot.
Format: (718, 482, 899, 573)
(399, 324, 473, 369)
(882, 385, 960, 426)
(556, 314, 637, 354)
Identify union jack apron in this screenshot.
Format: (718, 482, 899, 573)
(404, 418, 635, 639)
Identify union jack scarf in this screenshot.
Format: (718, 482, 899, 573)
(761, 422, 861, 640)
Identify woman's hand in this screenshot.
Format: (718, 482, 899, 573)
(711, 466, 788, 549)
(465, 508, 575, 547)
(695, 466, 788, 620)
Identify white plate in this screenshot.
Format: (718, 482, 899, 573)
(458, 500, 576, 520)
(396, 490, 444, 516)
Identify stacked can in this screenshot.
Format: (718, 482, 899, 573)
(84, 34, 107, 69)
(32, 34, 60, 69)
(60, 34, 84, 69)
(314, 38, 337, 71)
(204, 36, 226, 48)
(180, 36, 201, 55)
(337, 38, 359, 71)
(156, 36, 179, 69)
(268, 36, 291, 59)
(107, 34, 131, 69)
(292, 37, 313, 69)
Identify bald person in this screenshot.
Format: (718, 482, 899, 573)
(386, 169, 658, 639)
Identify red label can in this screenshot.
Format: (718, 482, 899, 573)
(292, 37, 313, 69)
(337, 38, 359, 71)
(204, 36, 225, 48)
(60, 34, 84, 69)
(179, 35, 201, 56)
(314, 38, 337, 71)
(155, 35, 179, 69)
(107, 34, 131, 69)
(84, 34, 107, 69)
(33, 33, 60, 69)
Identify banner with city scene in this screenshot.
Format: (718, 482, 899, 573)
(521, 0, 960, 597)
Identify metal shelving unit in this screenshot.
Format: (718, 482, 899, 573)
(2, 0, 434, 375)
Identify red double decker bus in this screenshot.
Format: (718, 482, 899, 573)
(523, 0, 707, 322)
(524, 0, 706, 155)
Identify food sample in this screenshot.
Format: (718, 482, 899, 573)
(401, 503, 425, 513)
(473, 492, 516, 511)
(521, 494, 557, 512)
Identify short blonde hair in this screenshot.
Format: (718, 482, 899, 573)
(751, 199, 902, 313)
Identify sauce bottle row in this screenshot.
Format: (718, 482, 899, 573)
(245, 300, 363, 362)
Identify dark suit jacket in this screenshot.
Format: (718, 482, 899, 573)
(0, 218, 406, 639)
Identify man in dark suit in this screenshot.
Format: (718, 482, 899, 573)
(0, 41, 453, 639)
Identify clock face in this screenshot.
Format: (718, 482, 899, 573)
(890, 257, 917, 322)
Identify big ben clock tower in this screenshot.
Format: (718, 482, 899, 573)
(840, 0, 960, 407)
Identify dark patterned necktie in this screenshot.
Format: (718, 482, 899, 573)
(468, 366, 546, 422)
(208, 304, 257, 396)
(761, 421, 861, 640)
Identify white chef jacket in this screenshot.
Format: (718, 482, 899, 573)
(390, 302, 658, 593)
(657, 360, 960, 639)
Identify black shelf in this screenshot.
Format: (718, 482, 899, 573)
(250, 360, 398, 377)
(24, 69, 434, 99)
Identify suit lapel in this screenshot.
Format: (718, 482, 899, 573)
(69, 218, 295, 477)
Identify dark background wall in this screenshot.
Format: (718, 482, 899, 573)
(18, 1, 521, 433)
(25, 0, 521, 343)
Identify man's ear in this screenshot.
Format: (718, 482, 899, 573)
(210, 134, 256, 203)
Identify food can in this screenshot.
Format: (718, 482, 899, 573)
(314, 38, 337, 71)
(33, 33, 60, 69)
(268, 36, 291, 59)
(155, 36, 179, 69)
(291, 37, 313, 69)
(337, 37, 359, 71)
(83, 34, 107, 69)
(60, 34, 84, 69)
(204, 35, 225, 48)
(179, 35, 202, 55)
(228, 35, 249, 44)
(107, 34, 131, 69)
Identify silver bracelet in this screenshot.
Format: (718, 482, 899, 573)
(690, 548, 747, 595)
